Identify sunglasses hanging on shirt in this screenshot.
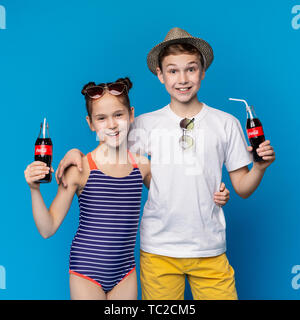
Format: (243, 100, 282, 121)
(179, 118, 195, 149)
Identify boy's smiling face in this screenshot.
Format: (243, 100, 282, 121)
(156, 53, 205, 104)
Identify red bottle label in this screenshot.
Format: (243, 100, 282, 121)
(35, 145, 52, 155)
(247, 126, 264, 138)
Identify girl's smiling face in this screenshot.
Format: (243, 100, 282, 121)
(86, 92, 134, 149)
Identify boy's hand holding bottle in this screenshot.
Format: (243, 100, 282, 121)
(247, 140, 275, 171)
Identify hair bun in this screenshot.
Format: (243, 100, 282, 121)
(81, 82, 96, 96)
(116, 77, 133, 91)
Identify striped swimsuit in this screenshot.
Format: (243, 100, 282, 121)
(69, 151, 143, 293)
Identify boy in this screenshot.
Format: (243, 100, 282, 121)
(56, 28, 275, 299)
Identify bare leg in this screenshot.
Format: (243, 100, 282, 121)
(70, 273, 106, 300)
(107, 269, 137, 300)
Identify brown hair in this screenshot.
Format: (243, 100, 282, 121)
(158, 43, 204, 71)
(82, 77, 133, 119)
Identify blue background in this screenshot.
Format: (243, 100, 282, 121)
(0, 0, 299, 299)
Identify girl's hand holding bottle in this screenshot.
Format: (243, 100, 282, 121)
(24, 161, 54, 190)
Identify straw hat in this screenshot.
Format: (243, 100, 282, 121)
(147, 27, 214, 75)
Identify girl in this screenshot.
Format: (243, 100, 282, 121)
(25, 78, 151, 300)
(24, 77, 229, 300)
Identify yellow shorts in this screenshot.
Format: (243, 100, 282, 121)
(140, 250, 238, 300)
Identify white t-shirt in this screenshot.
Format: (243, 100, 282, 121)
(128, 103, 252, 258)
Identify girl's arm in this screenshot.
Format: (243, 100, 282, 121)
(25, 161, 80, 238)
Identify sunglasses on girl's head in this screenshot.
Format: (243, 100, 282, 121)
(82, 82, 128, 99)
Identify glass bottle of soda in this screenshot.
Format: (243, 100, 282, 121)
(34, 118, 53, 183)
(246, 105, 265, 162)
(229, 98, 265, 162)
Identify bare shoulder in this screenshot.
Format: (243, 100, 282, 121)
(64, 156, 90, 187)
(132, 153, 150, 166)
(130, 153, 151, 179)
